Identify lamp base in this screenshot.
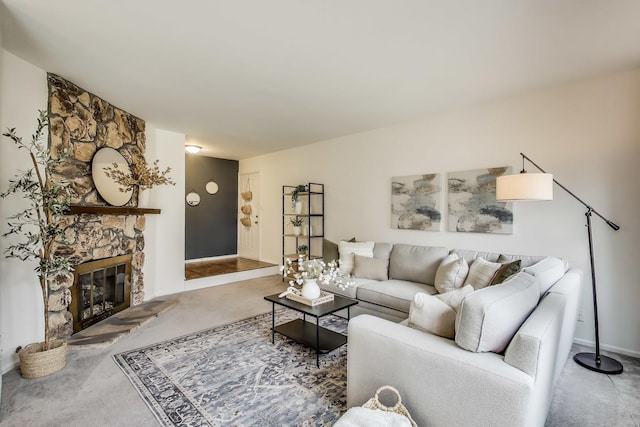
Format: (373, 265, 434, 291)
(574, 352, 623, 375)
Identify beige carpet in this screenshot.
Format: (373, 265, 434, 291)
(1, 274, 639, 426)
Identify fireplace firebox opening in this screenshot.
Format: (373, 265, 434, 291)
(71, 254, 132, 333)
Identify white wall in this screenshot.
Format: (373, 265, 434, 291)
(143, 126, 186, 298)
(0, 51, 188, 373)
(0, 50, 49, 372)
(241, 68, 640, 357)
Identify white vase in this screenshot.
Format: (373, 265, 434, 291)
(301, 279, 321, 300)
(293, 226, 301, 236)
(294, 200, 303, 214)
(138, 189, 151, 207)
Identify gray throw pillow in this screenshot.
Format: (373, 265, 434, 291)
(353, 254, 389, 281)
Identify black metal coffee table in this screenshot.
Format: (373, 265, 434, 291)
(264, 293, 358, 367)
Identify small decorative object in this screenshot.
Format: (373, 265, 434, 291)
(240, 216, 252, 227)
(297, 244, 308, 256)
(186, 191, 201, 206)
(1, 110, 72, 378)
(280, 256, 355, 304)
(205, 180, 219, 194)
(241, 204, 252, 215)
(103, 154, 175, 207)
(286, 290, 335, 306)
(291, 184, 307, 213)
(92, 147, 134, 206)
(336, 385, 418, 427)
(448, 167, 513, 234)
(241, 178, 252, 201)
(301, 278, 321, 299)
(290, 216, 303, 236)
(391, 174, 442, 231)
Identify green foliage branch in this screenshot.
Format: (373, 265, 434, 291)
(1, 110, 73, 348)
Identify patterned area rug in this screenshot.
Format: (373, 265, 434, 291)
(113, 310, 348, 426)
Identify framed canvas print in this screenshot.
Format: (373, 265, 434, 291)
(391, 174, 441, 231)
(448, 167, 513, 234)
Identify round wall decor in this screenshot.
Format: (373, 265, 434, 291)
(91, 147, 133, 206)
(186, 191, 201, 206)
(205, 181, 219, 194)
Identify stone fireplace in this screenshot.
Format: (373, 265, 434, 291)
(47, 74, 149, 337)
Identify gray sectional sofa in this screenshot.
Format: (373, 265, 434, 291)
(320, 242, 582, 427)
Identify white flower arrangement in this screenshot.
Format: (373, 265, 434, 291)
(280, 256, 355, 291)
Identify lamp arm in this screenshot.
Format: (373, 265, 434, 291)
(520, 153, 620, 231)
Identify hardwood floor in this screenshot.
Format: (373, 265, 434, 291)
(185, 257, 276, 280)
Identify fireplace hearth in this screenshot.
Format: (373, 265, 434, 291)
(71, 254, 132, 332)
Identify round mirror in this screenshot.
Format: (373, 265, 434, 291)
(91, 147, 133, 206)
(186, 192, 201, 206)
(205, 181, 219, 194)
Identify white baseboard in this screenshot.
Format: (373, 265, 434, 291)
(184, 266, 280, 292)
(2, 358, 19, 375)
(573, 338, 640, 359)
(185, 254, 238, 264)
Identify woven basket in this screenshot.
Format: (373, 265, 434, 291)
(362, 385, 417, 427)
(18, 339, 67, 379)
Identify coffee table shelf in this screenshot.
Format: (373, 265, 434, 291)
(265, 292, 358, 367)
(274, 318, 347, 353)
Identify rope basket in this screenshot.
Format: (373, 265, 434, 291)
(361, 385, 418, 427)
(18, 339, 67, 379)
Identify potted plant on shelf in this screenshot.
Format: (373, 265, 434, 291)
(103, 156, 175, 207)
(291, 184, 307, 214)
(1, 110, 72, 378)
(297, 244, 308, 257)
(290, 216, 304, 236)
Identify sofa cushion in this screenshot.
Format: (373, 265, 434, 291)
(497, 253, 546, 268)
(353, 254, 389, 281)
(389, 244, 448, 285)
(339, 241, 375, 274)
(455, 272, 539, 353)
(465, 257, 502, 290)
(319, 277, 377, 299)
(434, 253, 469, 293)
(323, 237, 355, 263)
(451, 249, 500, 265)
(490, 258, 521, 286)
(357, 280, 436, 313)
(523, 256, 566, 296)
(373, 243, 393, 260)
(408, 293, 456, 338)
(436, 284, 475, 312)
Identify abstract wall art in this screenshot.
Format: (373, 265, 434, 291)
(447, 167, 513, 234)
(391, 174, 442, 231)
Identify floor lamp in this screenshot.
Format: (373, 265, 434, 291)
(496, 152, 622, 375)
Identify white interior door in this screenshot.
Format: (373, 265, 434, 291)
(238, 172, 260, 260)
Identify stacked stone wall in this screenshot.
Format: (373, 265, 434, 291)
(47, 74, 147, 338)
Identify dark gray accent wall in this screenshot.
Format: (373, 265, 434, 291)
(185, 155, 238, 260)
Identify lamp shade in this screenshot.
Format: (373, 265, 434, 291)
(496, 173, 553, 201)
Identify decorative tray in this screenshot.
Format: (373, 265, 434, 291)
(285, 291, 335, 306)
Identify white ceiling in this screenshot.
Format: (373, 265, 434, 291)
(2, 1, 640, 160)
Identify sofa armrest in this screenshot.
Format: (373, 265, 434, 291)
(347, 315, 535, 427)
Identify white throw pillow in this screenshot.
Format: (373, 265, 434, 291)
(408, 292, 456, 339)
(339, 241, 374, 274)
(522, 256, 566, 296)
(465, 257, 502, 290)
(436, 284, 475, 312)
(434, 253, 469, 293)
(455, 272, 539, 353)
